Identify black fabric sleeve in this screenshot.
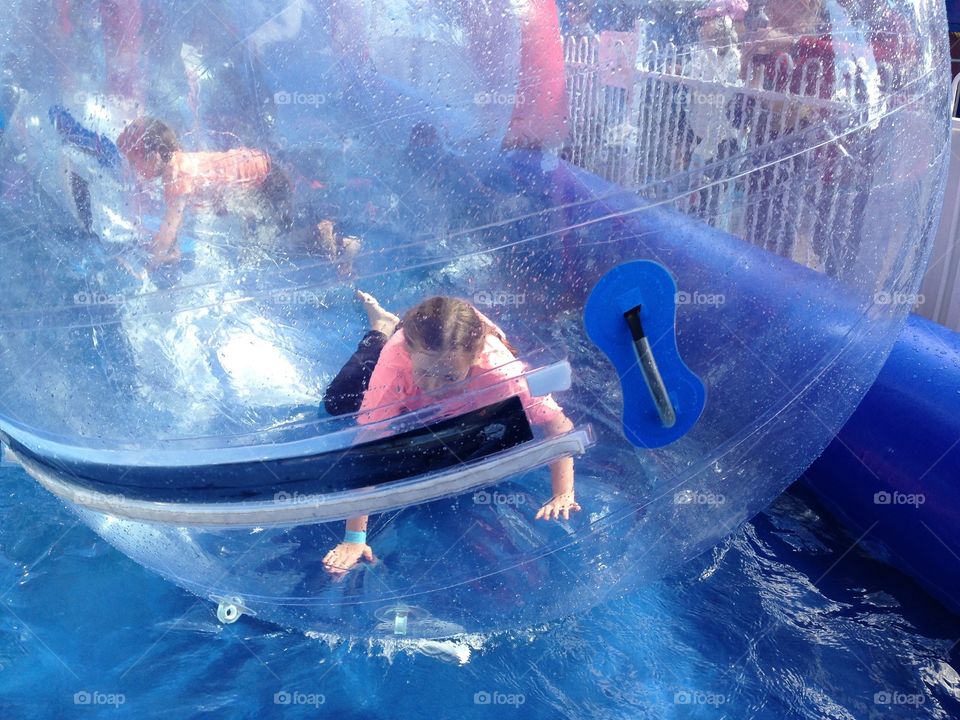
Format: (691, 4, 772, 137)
(322, 330, 389, 416)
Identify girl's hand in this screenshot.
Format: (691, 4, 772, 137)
(535, 492, 581, 522)
(323, 542, 376, 579)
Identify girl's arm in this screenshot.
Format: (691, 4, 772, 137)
(550, 456, 574, 497)
(535, 412, 580, 521)
(346, 516, 368, 534)
(323, 349, 405, 575)
(150, 195, 187, 260)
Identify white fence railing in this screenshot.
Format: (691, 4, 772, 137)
(918, 74, 960, 332)
(562, 34, 898, 279)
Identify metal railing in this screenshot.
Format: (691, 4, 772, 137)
(562, 34, 900, 278)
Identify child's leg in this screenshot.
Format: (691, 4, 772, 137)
(322, 330, 389, 416)
(322, 292, 399, 416)
(229, 166, 293, 258)
(260, 165, 293, 231)
(70, 172, 92, 233)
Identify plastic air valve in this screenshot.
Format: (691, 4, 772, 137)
(584, 260, 706, 448)
(212, 595, 254, 624)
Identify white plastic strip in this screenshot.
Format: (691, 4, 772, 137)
(526, 361, 572, 397)
(20, 426, 595, 527)
(3, 360, 573, 469)
(1, 443, 20, 467)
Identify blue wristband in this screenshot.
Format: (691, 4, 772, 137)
(344, 530, 367, 545)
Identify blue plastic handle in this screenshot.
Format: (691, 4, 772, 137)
(584, 261, 706, 448)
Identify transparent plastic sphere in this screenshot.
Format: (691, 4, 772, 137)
(0, 0, 949, 637)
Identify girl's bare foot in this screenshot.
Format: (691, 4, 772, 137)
(335, 235, 362, 277)
(340, 234, 362, 260)
(315, 220, 337, 257)
(357, 290, 399, 336)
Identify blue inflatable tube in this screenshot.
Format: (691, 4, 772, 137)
(948, 0, 960, 32)
(803, 314, 960, 614)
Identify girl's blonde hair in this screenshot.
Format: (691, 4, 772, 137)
(401, 296, 515, 358)
(117, 117, 180, 166)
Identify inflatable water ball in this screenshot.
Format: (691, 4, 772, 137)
(0, 0, 948, 638)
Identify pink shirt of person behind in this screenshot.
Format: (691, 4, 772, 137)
(357, 325, 564, 429)
(163, 149, 272, 206)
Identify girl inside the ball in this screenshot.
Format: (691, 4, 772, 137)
(321, 292, 580, 577)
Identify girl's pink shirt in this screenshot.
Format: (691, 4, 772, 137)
(163, 149, 271, 205)
(358, 328, 564, 428)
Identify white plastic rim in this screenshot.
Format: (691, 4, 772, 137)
(14, 427, 595, 526)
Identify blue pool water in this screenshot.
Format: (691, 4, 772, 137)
(2, 460, 958, 719)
